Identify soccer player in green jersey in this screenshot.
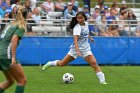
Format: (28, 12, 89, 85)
(0, 6, 27, 93)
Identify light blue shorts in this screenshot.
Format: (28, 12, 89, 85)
(68, 49, 93, 59)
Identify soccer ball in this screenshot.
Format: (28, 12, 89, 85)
(62, 73, 74, 84)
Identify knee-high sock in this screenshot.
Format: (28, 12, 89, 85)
(49, 60, 59, 66)
(96, 72, 106, 83)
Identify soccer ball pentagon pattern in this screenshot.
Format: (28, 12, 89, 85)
(62, 73, 74, 83)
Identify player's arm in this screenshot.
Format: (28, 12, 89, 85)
(89, 34, 94, 42)
(73, 25, 82, 56)
(73, 35, 79, 51)
(11, 35, 19, 66)
(73, 35, 82, 56)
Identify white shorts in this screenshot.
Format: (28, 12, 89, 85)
(68, 49, 93, 59)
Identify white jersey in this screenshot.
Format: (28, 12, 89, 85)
(70, 22, 91, 51)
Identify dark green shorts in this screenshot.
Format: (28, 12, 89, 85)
(0, 59, 19, 71)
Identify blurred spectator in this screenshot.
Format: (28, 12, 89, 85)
(30, 0, 37, 10)
(93, 5, 104, 35)
(54, 0, 66, 12)
(11, 0, 20, 8)
(25, 0, 32, 13)
(15, 0, 20, 6)
(106, 9, 116, 24)
(41, 0, 54, 13)
(134, 22, 140, 36)
(92, 5, 100, 19)
(103, 5, 110, 17)
(0, 0, 6, 6)
(97, 0, 104, 10)
(0, 0, 2, 8)
(83, 0, 90, 12)
(83, 5, 90, 19)
(63, 2, 76, 19)
(63, 0, 78, 13)
(5, 0, 12, 13)
(26, 12, 36, 35)
(9, 4, 17, 19)
(98, 15, 110, 36)
(0, 5, 6, 18)
(98, 0, 104, 6)
(108, 20, 119, 36)
(70, 0, 79, 8)
(0, 0, 5, 8)
(1, 12, 10, 31)
(111, 1, 119, 9)
(88, 17, 98, 36)
(127, 10, 137, 27)
(69, 0, 78, 12)
(111, 2, 119, 15)
(99, 2, 104, 11)
(122, 11, 128, 20)
(32, 7, 41, 25)
(118, 15, 129, 36)
(119, 0, 128, 14)
(95, 10, 105, 24)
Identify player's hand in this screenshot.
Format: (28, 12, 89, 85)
(76, 50, 82, 57)
(10, 57, 17, 68)
(89, 37, 95, 43)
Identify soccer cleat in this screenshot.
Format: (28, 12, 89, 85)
(100, 81, 107, 85)
(42, 61, 51, 71)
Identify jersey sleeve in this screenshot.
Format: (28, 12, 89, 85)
(14, 28, 25, 38)
(73, 24, 81, 35)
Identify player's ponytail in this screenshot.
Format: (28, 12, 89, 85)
(12, 6, 27, 30)
(69, 17, 78, 29)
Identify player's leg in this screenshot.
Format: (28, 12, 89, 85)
(42, 54, 75, 70)
(84, 54, 107, 84)
(0, 71, 15, 93)
(57, 54, 75, 66)
(84, 54, 101, 72)
(9, 64, 27, 93)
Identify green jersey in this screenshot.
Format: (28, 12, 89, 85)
(0, 23, 25, 59)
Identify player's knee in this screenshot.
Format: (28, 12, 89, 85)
(22, 78, 27, 86)
(57, 61, 65, 67)
(17, 78, 27, 86)
(90, 62, 98, 67)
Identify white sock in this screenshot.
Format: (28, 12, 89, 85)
(96, 72, 106, 83)
(49, 60, 59, 66)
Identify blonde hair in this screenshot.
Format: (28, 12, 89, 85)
(12, 6, 27, 30)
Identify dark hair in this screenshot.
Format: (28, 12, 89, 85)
(69, 11, 87, 29)
(22, 8, 28, 19)
(101, 15, 106, 20)
(128, 11, 136, 19)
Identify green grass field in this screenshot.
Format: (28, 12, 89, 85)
(0, 66, 140, 93)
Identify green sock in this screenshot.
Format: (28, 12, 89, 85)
(0, 88, 4, 93)
(15, 85, 25, 93)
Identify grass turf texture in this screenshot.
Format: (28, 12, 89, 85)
(0, 66, 140, 93)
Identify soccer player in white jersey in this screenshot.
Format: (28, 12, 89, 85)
(42, 11, 107, 84)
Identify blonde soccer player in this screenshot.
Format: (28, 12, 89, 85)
(0, 6, 27, 93)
